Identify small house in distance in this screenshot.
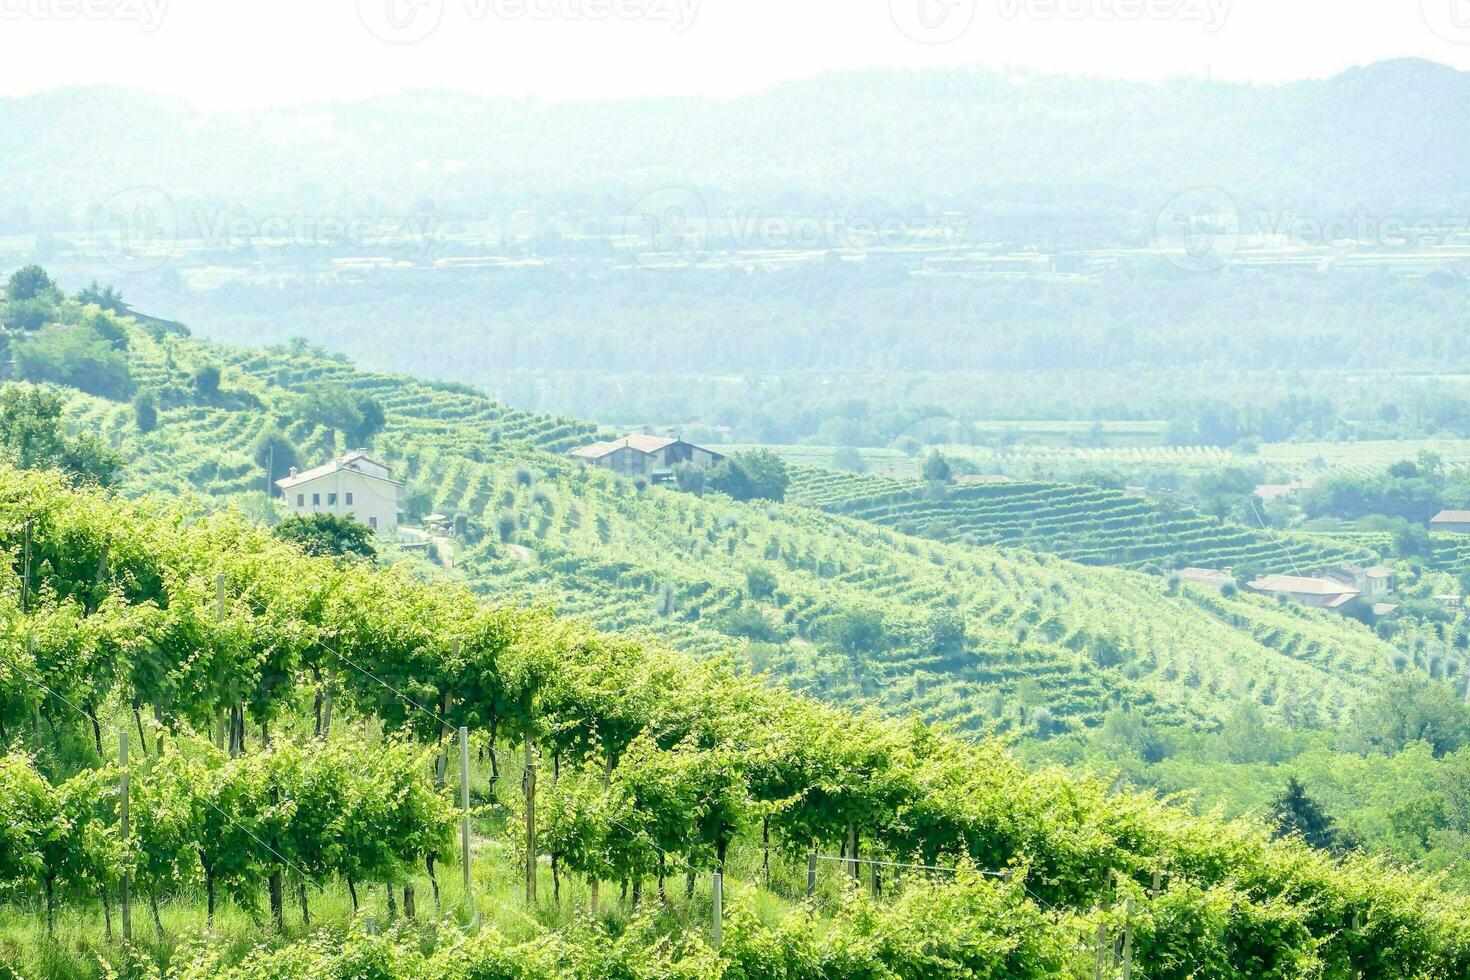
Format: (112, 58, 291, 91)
(1320, 564, 1394, 597)
(1254, 481, 1313, 503)
(1246, 574, 1360, 612)
(1177, 567, 1236, 591)
(275, 451, 401, 534)
(571, 433, 725, 478)
(1432, 510, 1470, 534)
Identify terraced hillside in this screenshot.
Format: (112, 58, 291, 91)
(46, 310, 1418, 740)
(787, 466, 1377, 574)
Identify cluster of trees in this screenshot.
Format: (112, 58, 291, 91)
(272, 513, 378, 561)
(678, 449, 790, 503)
(1302, 453, 1470, 524)
(5, 465, 1470, 977)
(2, 267, 136, 401)
(0, 383, 121, 486)
(1056, 677, 1470, 886)
(1164, 395, 1340, 448)
(298, 384, 386, 448)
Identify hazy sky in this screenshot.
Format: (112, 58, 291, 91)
(0, 0, 1466, 105)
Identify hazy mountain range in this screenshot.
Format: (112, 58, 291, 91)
(4, 58, 1469, 235)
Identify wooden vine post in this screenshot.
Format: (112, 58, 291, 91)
(711, 872, 723, 949)
(215, 573, 226, 749)
(523, 741, 537, 904)
(807, 851, 818, 897)
(119, 730, 132, 942)
(1122, 897, 1134, 979)
(847, 825, 859, 881)
(29, 637, 39, 735)
(21, 519, 31, 614)
(459, 726, 472, 905)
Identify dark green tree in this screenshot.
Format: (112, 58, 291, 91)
(6, 265, 58, 302)
(825, 608, 888, 655)
(132, 388, 159, 433)
(744, 565, 778, 600)
(709, 449, 789, 502)
(1268, 777, 1351, 853)
(833, 446, 868, 473)
(11, 325, 134, 400)
(193, 364, 222, 400)
(273, 513, 377, 561)
(1344, 677, 1470, 758)
(252, 428, 299, 487)
(76, 281, 127, 314)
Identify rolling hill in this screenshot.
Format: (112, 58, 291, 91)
(41, 302, 1427, 742)
(785, 465, 1376, 574)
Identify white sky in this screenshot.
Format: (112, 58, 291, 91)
(0, 0, 1466, 105)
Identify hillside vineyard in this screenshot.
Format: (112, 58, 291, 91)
(5, 465, 1470, 977)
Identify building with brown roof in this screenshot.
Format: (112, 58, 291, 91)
(1246, 574, 1360, 611)
(1432, 511, 1470, 534)
(571, 433, 725, 477)
(1177, 567, 1236, 591)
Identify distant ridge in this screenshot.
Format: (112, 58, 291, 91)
(5, 59, 1470, 228)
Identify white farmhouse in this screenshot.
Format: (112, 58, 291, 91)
(275, 451, 400, 534)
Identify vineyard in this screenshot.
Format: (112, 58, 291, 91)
(4, 466, 1470, 978)
(785, 466, 1376, 575)
(794, 437, 1470, 490)
(39, 312, 1419, 742)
